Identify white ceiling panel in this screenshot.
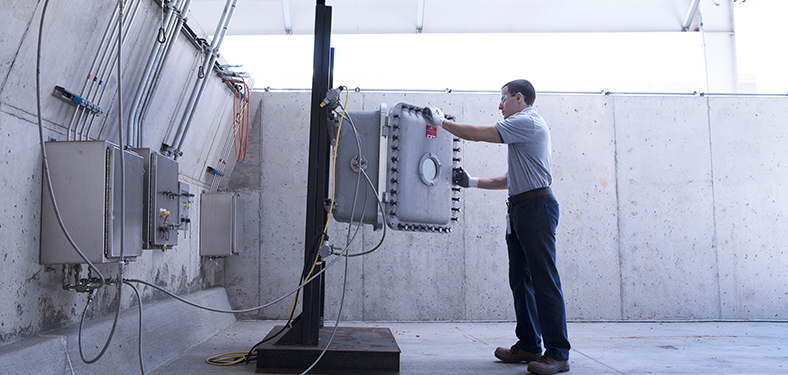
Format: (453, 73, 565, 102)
(188, 0, 734, 36)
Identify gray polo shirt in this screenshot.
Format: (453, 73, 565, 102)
(494, 106, 553, 197)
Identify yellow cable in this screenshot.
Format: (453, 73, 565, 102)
(206, 352, 248, 366)
(322, 85, 350, 245)
(286, 86, 350, 327)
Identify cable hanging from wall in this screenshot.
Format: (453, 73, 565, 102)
(36, 0, 132, 369)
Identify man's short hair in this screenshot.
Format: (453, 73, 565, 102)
(503, 79, 536, 106)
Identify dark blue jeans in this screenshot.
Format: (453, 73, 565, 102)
(506, 193, 570, 361)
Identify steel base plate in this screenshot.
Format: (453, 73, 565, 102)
(256, 326, 400, 374)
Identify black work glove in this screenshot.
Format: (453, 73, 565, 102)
(452, 167, 478, 188)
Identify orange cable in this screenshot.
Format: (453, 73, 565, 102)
(242, 77, 251, 160)
(231, 82, 238, 162)
(235, 83, 242, 162)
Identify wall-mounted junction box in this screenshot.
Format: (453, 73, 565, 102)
(331, 102, 461, 233)
(40, 141, 144, 264)
(133, 148, 180, 249)
(200, 192, 243, 256)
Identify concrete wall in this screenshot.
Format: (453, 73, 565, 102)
(1, 0, 238, 345)
(227, 91, 788, 322)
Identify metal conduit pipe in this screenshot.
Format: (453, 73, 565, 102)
(167, 1, 231, 154)
(74, 0, 142, 141)
(173, 1, 237, 158)
(66, 2, 120, 141)
(73, 0, 131, 141)
(82, 0, 143, 141)
(170, 0, 237, 158)
(127, 0, 182, 146)
(80, 0, 142, 140)
(74, 14, 121, 140)
(127, 0, 177, 146)
(136, 0, 188, 146)
(211, 113, 237, 192)
(79, 0, 142, 141)
(137, 0, 193, 146)
(72, 0, 140, 141)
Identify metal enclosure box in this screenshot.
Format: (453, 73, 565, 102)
(330, 102, 460, 232)
(331, 106, 386, 229)
(385, 103, 460, 232)
(200, 193, 243, 256)
(40, 141, 144, 264)
(133, 148, 180, 249)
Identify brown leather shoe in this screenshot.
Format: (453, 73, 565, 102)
(527, 354, 570, 374)
(494, 344, 542, 363)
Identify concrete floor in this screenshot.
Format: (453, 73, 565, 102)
(149, 320, 787, 375)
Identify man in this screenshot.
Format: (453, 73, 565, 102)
(426, 79, 571, 375)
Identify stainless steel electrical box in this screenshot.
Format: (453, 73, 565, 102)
(200, 192, 243, 256)
(133, 148, 180, 249)
(331, 105, 386, 229)
(40, 141, 144, 264)
(385, 103, 460, 232)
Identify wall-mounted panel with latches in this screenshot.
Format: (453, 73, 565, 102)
(385, 103, 460, 232)
(330, 102, 460, 233)
(133, 148, 180, 249)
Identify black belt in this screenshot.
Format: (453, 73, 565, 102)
(508, 187, 552, 206)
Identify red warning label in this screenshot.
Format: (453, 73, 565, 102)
(425, 124, 437, 140)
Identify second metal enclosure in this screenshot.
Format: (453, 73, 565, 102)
(133, 148, 180, 249)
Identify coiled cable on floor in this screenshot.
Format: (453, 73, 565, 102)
(206, 352, 247, 366)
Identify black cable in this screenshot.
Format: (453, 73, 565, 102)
(243, 323, 287, 364)
(243, 230, 328, 364)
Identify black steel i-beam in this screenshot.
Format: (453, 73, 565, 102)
(275, 0, 333, 347)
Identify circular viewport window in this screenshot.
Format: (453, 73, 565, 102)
(419, 153, 441, 186)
